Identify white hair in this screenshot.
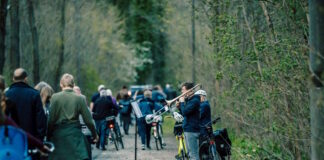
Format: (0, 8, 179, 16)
(106, 89, 112, 96)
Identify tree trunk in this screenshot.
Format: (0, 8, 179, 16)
(309, 0, 324, 159)
(73, 0, 82, 88)
(259, 1, 277, 42)
(0, 0, 8, 74)
(191, 0, 196, 83)
(27, 0, 39, 84)
(54, 0, 65, 91)
(241, 1, 263, 78)
(9, 0, 20, 72)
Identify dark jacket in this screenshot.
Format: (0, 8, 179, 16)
(152, 91, 166, 111)
(5, 82, 47, 140)
(119, 98, 132, 116)
(91, 92, 100, 103)
(92, 96, 115, 120)
(180, 95, 200, 133)
(139, 98, 154, 116)
(200, 101, 212, 136)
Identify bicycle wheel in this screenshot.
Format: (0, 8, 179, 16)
(210, 144, 221, 160)
(157, 125, 163, 149)
(111, 130, 119, 151)
(180, 149, 185, 160)
(199, 141, 210, 160)
(155, 137, 159, 150)
(115, 129, 124, 149)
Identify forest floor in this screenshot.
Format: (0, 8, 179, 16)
(92, 124, 178, 160)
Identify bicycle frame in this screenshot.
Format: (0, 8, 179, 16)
(176, 133, 188, 160)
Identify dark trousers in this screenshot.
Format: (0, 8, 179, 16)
(137, 117, 151, 147)
(121, 114, 131, 134)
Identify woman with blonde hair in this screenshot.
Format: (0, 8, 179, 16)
(35, 82, 54, 117)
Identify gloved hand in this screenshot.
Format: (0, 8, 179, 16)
(173, 112, 184, 122)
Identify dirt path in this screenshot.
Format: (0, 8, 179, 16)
(92, 125, 178, 160)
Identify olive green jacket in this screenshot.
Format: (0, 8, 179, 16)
(48, 89, 96, 160)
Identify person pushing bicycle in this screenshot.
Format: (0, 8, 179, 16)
(138, 90, 155, 150)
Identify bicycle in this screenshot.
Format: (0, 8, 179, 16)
(199, 117, 231, 160)
(106, 116, 120, 151)
(174, 122, 189, 160)
(151, 115, 164, 150)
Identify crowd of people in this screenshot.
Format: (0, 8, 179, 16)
(0, 68, 213, 160)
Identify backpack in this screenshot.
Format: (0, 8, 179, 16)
(213, 128, 232, 157)
(0, 125, 31, 160)
(119, 100, 132, 115)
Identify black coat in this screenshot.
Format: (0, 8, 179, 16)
(5, 82, 47, 140)
(92, 96, 115, 120)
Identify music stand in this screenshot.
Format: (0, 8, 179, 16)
(131, 101, 143, 160)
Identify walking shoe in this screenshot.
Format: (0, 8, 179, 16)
(101, 147, 107, 151)
(141, 144, 145, 150)
(146, 146, 151, 150)
(162, 143, 166, 146)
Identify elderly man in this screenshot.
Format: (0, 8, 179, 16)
(48, 73, 98, 160)
(90, 84, 106, 111)
(5, 68, 47, 141)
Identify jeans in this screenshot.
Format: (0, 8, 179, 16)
(137, 117, 151, 147)
(95, 119, 107, 148)
(184, 132, 200, 160)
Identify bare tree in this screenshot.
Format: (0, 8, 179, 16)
(0, 0, 8, 74)
(9, 0, 20, 72)
(191, 0, 196, 83)
(27, 0, 39, 83)
(309, 0, 324, 159)
(54, 0, 65, 91)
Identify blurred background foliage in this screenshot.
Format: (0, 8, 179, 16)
(0, 0, 310, 159)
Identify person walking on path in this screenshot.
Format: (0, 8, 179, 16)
(35, 81, 54, 119)
(47, 73, 98, 160)
(138, 90, 154, 150)
(92, 89, 116, 150)
(0, 89, 51, 154)
(119, 91, 132, 135)
(5, 68, 47, 141)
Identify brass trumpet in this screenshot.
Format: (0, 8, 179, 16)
(166, 84, 201, 106)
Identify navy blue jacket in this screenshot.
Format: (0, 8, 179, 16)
(139, 98, 154, 116)
(180, 95, 200, 133)
(200, 101, 212, 136)
(5, 82, 47, 140)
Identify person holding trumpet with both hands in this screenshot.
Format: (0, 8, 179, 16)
(172, 82, 201, 160)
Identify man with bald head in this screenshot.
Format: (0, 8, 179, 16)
(5, 68, 47, 141)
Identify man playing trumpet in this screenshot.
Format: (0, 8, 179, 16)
(176, 82, 201, 160)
